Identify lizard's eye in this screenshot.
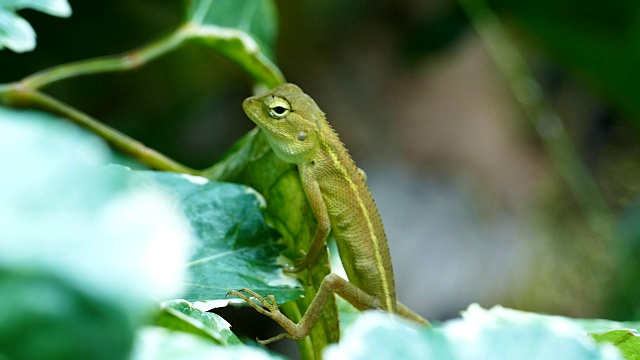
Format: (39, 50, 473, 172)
(267, 97, 291, 119)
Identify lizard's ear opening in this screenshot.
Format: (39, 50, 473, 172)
(265, 96, 291, 119)
(297, 130, 308, 141)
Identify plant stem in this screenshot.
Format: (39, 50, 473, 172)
(0, 25, 199, 173)
(458, 0, 613, 237)
(5, 87, 199, 174)
(0, 20, 285, 174)
(22, 24, 191, 90)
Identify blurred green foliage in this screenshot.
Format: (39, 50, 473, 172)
(489, 0, 640, 126)
(3, 0, 640, 359)
(2, 1, 252, 169)
(0, 268, 133, 360)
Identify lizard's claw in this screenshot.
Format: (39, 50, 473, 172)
(226, 288, 280, 316)
(227, 289, 297, 344)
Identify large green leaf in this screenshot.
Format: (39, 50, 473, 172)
(0, 0, 71, 52)
(184, 0, 284, 88)
(203, 129, 339, 359)
(325, 305, 628, 359)
(125, 169, 303, 304)
(0, 107, 192, 358)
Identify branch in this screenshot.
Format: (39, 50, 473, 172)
(1, 85, 198, 174)
(22, 24, 190, 90)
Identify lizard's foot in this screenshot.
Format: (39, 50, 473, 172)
(226, 288, 280, 316)
(226, 288, 299, 344)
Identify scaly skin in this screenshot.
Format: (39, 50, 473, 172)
(229, 83, 427, 344)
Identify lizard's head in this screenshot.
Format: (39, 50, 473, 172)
(243, 83, 322, 164)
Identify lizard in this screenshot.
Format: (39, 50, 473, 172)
(228, 83, 429, 344)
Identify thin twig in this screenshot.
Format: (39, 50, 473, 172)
(13, 88, 199, 174)
(22, 24, 191, 90)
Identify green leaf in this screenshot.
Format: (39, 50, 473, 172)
(131, 327, 283, 360)
(158, 300, 242, 345)
(452, 305, 623, 359)
(0, 268, 133, 360)
(123, 169, 303, 305)
(0, 108, 191, 310)
(0, 107, 192, 358)
(324, 305, 625, 359)
(203, 129, 339, 359)
(188, 0, 276, 56)
(325, 312, 453, 359)
(184, 0, 284, 88)
(592, 330, 640, 360)
(0, 0, 71, 52)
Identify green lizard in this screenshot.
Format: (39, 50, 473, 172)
(228, 83, 429, 344)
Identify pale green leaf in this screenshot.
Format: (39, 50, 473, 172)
(131, 327, 283, 360)
(0, 108, 191, 311)
(0, 0, 71, 17)
(325, 312, 452, 360)
(324, 305, 625, 359)
(0, 0, 71, 52)
(0, 107, 191, 358)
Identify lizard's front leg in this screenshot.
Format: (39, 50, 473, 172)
(285, 174, 331, 273)
(227, 173, 337, 344)
(228, 274, 380, 344)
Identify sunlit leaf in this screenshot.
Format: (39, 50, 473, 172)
(0, 107, 190, 358)
(131, 327, 283, 360)
(324, 305, 625, 359)
(0, 0, 71, 52)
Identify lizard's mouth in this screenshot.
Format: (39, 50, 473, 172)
(242, 98, 260, 122)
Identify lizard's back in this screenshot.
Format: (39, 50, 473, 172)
(306, 122, 397, 313)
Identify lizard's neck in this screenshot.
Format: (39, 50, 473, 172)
(316, 118, 354, 169)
